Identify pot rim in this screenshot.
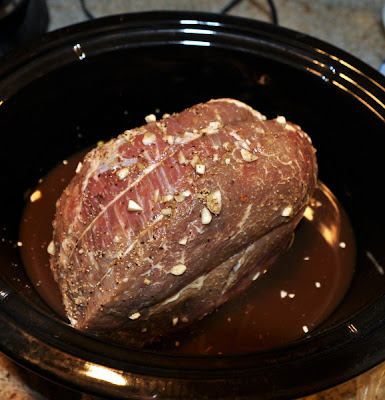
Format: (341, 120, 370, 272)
(1, 10, 385, 399)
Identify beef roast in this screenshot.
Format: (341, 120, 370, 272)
(49, 98, 317, 346)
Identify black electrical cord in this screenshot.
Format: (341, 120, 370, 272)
(220, 0, 244, 14)
(221, 0, 278, 25)
(79, 0, 94, 19)
(79, 0, 278, 25)
(266, 0, 278, 25)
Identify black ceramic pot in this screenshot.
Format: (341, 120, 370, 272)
(1, 11, 385, 400)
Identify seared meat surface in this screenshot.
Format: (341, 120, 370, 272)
(49, 99, 317, 345)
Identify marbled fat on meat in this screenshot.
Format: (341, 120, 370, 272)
(49, 99, 318, 345)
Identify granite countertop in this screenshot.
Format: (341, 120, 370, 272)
(1, 0, 385, 399)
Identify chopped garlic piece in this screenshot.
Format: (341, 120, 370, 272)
(161, 194, 174, 203)
(252, 271, 261, 281)
(30, 190, 42, 202)
(170, 263, 187, 276)
(213, 153, 219, 161)
(207, 189, 222, 214)
(145, 114, 156, 123)
(178, 151, 187, 164)
(240, 149, 258, 162)
(201, 207, 212, 224)
(172, 317, 179, 326)
(47, 240, 55, 255)
(75, 162, 83, 174)
(174, 194, 187, 202)
(240, 141, 251, 151)
(178, 237, 188, 245)
(123, 130, 132, 139)
(142, 132, 157, 145)
(144, 278, 151, 285)
(190, 153, 201, 168)
(129, 312, 141, 320)
(136, 161, 146, 171)
(196, 164, 206, 174)
(181, 190, 191, 197)
(201, 121, 221, 135)
(209, 121, 221, 129)
(163, 135, 174, 145)
(223, 142, 231, 151)
(225, 158, 231, 164)
(286, 124, 296, 132)
(116, 167, 130, 180)
(281, 206, 293, 217)
(276, 115, 286, 124)
(161, 207, 172, 215)
(128, 200, 143, 211)
(152, 189, 160, 202)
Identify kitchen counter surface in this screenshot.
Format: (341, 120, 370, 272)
(1, 0, 385, 399)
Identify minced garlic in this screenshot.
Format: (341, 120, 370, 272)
(30, 190, 42, 203)
(178, 151, 187, 164)
(160, 194, 174, 203)
(129, 312, 141, 320)
(178, 237, 188, 245)
(163, 135, 174, 145)
(170, 263, 187, 276)
(47, 240, 55, 256)
(142, 132, 156, 145)
(201, 207, 212, 224)
(145, 114, 156, 123)
(190, 153, 201, 168)
(174, 193, 187, 202)
(281, 206, 293, 217)
(207, 189, 222, 214)
(161, 207, 172, 215)
(116, 167, 130, 180)
(196, 164, 205, 174)
(128, 200, 143, 211)
(75, 162, 83, 174)
(240, 149, 258, 162)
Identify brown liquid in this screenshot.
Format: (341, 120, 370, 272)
(19, 151, 356, 354)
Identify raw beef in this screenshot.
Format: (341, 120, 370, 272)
(49, 98, 317, 346)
